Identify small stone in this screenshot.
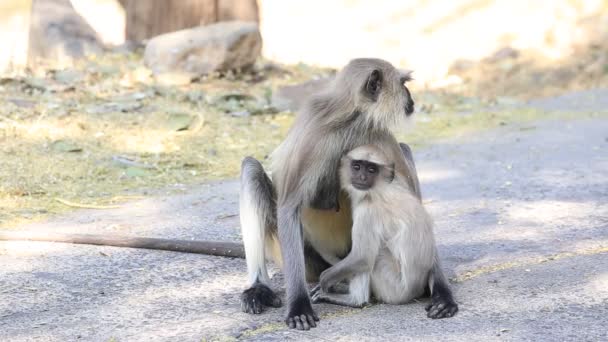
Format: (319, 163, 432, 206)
(484, 47, 519, 63)
(229, 111, 251, 118)
(272, 77, 332, 112)
(8, 98, 37, 108)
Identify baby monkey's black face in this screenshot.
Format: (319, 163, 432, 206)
(350, 160, 380, 190)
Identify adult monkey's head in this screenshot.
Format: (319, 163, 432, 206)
(332, 58, 415, 130)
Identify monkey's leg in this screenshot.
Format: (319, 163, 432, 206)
(278, 204, 319, 330)
(399, 143, 422, 199)
(318, 211, 378, 292)
(425, 259, 458, 319)
(398, 144, 459, 318)
(311, 291, 365, 308)
(239, 157, 282, 314)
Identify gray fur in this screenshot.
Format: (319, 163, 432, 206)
(239, 58, 416, 329)
(312, 145, 434, 306)
(311, 145, 458, 318)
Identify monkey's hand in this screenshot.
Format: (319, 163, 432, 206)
(318, 268, 337, 292)
(425, 294, 458, 319)
(310, 284, 328, 304)
(286, 296, 319, 330)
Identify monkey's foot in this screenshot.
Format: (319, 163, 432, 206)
(240, 283, 282, 314)
(425, 296, 458, 319)
(286, 296, 319, 330)
(311, 285, 365, 308)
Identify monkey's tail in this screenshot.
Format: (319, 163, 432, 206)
(0, 231, 245, 258)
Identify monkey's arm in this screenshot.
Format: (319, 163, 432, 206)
(318, 211, 380, 291)
(308, 133, 343, 211)
(318, 253, 368, 291)
(399, 143, 422, 199)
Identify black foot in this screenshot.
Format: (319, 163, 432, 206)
(425, 295, 458, 319)
(240, 283, 282, 314)
(286, 295, 319, 330)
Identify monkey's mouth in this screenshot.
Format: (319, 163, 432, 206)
(352, 182, 371, 191)
(405, 99, 415, 116)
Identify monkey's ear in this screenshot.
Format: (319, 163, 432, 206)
(365, 69, 382, 98)
(400, 70, 414, 84)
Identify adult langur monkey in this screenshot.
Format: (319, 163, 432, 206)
(240, 58, 457, 330)
(310, 145, 458, 319)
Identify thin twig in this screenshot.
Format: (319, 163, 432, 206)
(54, 198, 121, 209)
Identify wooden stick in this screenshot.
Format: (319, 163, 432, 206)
(54, 198, 121, 209)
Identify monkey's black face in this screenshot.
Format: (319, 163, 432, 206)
(350, 160, 380, 190)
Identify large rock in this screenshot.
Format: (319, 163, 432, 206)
(28, 0, 103, 68)
(144, 21, 262, 77)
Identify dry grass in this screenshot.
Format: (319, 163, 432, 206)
(0, 52, 324, 227)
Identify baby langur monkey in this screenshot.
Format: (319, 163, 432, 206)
(311, 145, 457, 318)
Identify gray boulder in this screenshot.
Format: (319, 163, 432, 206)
(144, 21, 262, 77)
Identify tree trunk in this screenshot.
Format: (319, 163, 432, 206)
(218, 0, 259, 22)
(120, 0, 258, 42)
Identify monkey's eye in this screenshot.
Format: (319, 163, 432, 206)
(352, 163, 361, 171)
(368, 166, 377, 174)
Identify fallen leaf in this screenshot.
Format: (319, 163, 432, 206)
(112, 156, 154, 169)
(229, 110, 251, 117)
(51, 140, 82, 153)
(217, 93, 256, 102)
(186, 90, 205, 104)
(86, 101, 143, 114)
(125, 167, 147, 178)
(53, 69, 84, 85)
(23, 77, 48, 92)
(166, 113, 193, 131)
(8, 98, 36, 108)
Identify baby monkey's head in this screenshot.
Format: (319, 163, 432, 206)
(340, 145, 395, 193)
